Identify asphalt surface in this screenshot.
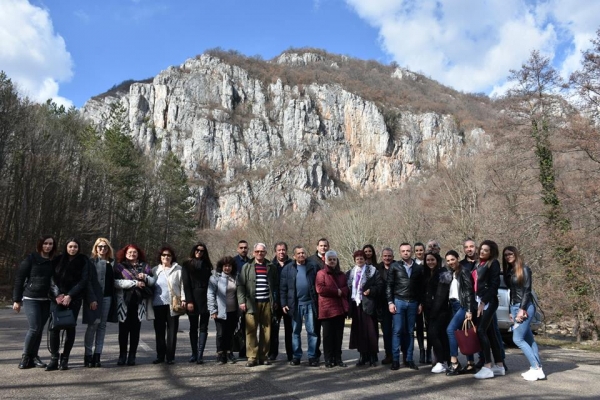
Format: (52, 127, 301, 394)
(1, 307, 599, 399)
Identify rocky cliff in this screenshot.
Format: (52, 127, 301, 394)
(81, 51, 491, 229)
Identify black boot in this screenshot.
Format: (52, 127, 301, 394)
(92, 353, 101, 368)
(197, 332, 208, 364)
(18, 354, 33, 369)
(425, 348, 432, 364)
(356, 353, 367, 366)
(45, 354, 59, 371)
(58, 354, 69, 371)
(127, 350, 136, 366)
(84, 355, 92, 368)
(227, 351, 237, 364)
(370, 354, 378, 367)
(32, 355, 46, 368)
(217, 352, 226, 365)
(117, 354, 126, 366)
(419, 349, 426, 364)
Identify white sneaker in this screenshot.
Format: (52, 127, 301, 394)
(431, 362, 447, 373)
(474, 366, 494, 379)
(523, 368, 540, 381)
(537, 368, 546, 380)
(491, 365, 505, 376)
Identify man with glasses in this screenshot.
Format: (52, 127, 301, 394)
(237, 243, 279, 367)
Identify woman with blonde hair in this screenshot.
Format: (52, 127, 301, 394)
(83, 238, 116, 368)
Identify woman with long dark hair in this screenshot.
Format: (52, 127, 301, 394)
(114, 244, 154, 366)
(348, 250, 384, 367)
(208, 256, 239, 364)
(473, 240, 504, 379)
(46, 238, 90, 371)
(13, 235, 57, 369)
(83, 238, 116, 368)
(316, 250, 349, 368)
(149, 245, 185, 365)
(362, 244, 378, 267)
(182, 242, 213, 364)
(502, 246, 544, 381)
(423, 252, 452, 373)
(444, 249, 476, 376)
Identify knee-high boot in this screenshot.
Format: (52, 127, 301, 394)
(197, 332, 208, 364)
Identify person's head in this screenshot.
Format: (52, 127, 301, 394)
(36, 235, 56, 258)
(274, 241, 288, 262)
(414, 242, 425, 260)
(253, 243, 267, 263)
(362, 244, 377, 265)
(381, 247, 394, 267)
(426, 240, 441, 255)
(479, 240, 499, 262)
(425, 252, 441, 270)
(237, 240, 249, 258)
(325, 250, 340, 271)
(445, 250, 460, 271)
(190, 242, 209, 261)
(502, 246, 525, 284)
(317, 238, 330, 256)
(117, 244, 146, 264)
(463, 239, 477, 260)
(92, 237, 114, 260)
(399, 242, 412, 262)
(157, 245, 177, 265)
(353, 250, 366, 267)
(293, 246, 307, 265)
(64, 238, 81, 258)
(216, 256, 237, 276)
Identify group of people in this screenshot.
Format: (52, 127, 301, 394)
(12, 235, 545, 382)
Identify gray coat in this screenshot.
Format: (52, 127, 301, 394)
(207, 272, 238, 319)
(83, 258, 116, 324)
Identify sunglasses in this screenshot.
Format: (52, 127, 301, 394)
(97, 245, 108, 249)
(195, 249, 204, 252)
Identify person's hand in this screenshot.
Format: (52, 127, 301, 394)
(211, 313, 217, 319)
(417, 304, 423, 315)
(239, 303, 247, 313)
(363, 289, 370, 296)
(62, 295, 71, 306)
(13, 302, 21, 313)
(466, 311, 472, 321)
(388, 303, 396, 314)
(337, 288, 342, 297)
(516, 309, 527, 323)
(282, 306, 289, 314)
(56, 294, 65, 304)
(90, 301, 98, 311)
(187, 302, 194, 312)
(136, 280, 145, 288)
(137, 273, 145, 280)
(509, 313, 513, 322)
(477, 302, 485, 318)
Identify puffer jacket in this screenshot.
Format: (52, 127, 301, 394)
(13, 252, 54, 302)
(207, 271, 238, 319)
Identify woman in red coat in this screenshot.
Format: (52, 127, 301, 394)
(315, 250, 349, 368)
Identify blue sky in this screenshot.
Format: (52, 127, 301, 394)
(1, 0, 599, 108)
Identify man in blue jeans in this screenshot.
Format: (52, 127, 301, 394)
(386, 243, 425, 371)
(280, 246, 320, 367)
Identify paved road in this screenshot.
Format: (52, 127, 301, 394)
(1, 308, 598, 399)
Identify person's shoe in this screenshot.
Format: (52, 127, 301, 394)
(289, 358, 300, 366)
(58, 354, 69, 371)
(117, 356, 126, 366)
(32, 356, 46, 368)
(258, 359, 271, 366)
(18, 355, 33, 369)
(381, 354, 393, 365)
(523, 367, 546, 381)
(369, 355, 378, 367)
(245, 359, 258, 367)
(217, 352, 227, 365)
(268, 354, 277, 361)
(188, 354, 197, 363)
(308, 358, 319, 367)
(45, 355, 59, 371)
(461, 363, 477, 374)
(325, 362, 335, 368)
(126, 356, 136, 366)
(446, 362, 462, 376)
(431, 362, 447, 374)
(227, 352, 237, 364)
(474, 366, 494, 379)
(356, 353, 367, 366)
(336, 360, 348, 368)
(390, 361, 400, 371)
(166, 360, 175, 365)
(491, 364, 505, 376)
(405, 361, 419, 370)
(152, 358, 164, 364)
(196, 356, 204, 365)
(84, 355, 92, 368)
(419, 349, 426, 364)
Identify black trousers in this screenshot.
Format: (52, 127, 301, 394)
(153, 305, 180, 361)
(427, 313, 450, 364)
(321, 315, 345, 363)
(415, 312, 425, 350)
(269, 309, 293, 360)
(49, 300, 81, 357)
(119, 300, 141, 358)
(188, 312, 209, 354)
(215, 311, 238, 352)
(477, 298, 503, 364)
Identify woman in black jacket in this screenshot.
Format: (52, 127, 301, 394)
(182, 242, 213, 364)
(502, 246, 544, 381)
(473, 240, 504, 379)
(423, 252, 452, 374)
(444, 250, 476, 375)
(46, 238, 90, 371)
(12, 235, 57, 369)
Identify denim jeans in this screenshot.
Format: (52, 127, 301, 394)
(511, 304, 541, 369)
(84, 296, 112, 355)
(392, 299, 418, 362)
(22, 299, 50, 356)
(292, 303, 317, 360)
(447, 300, 467, 358)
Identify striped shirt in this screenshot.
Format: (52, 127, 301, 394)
(255, 263, 270, 302)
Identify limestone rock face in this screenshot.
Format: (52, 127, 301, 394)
(82, 52, 481, 229)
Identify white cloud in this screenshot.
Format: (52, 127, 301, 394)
(346, 0, 600, 96)
(0, 0, 73, 107)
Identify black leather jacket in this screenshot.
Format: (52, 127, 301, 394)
(455, 267, 475, 313)
(386, 259, 425, 304)
(475, 259, 500, 305)
(505, 265, 533, 310)
(13, 252, 54, 302)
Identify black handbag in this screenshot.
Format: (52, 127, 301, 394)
(49, 307, 77, 331)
